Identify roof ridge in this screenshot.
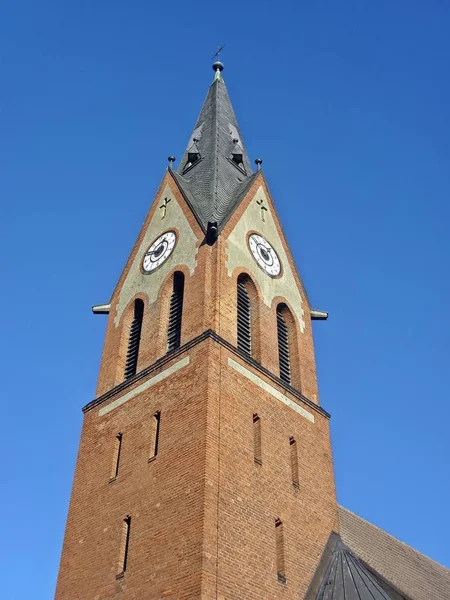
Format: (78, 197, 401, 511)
(213, 78, 219, 218)
(338, 505, 450, 572)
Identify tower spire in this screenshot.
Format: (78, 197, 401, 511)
(173, 61, 256, 232)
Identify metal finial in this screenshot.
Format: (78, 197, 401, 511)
(212, 60, 224, 72)
(212, 47, 225, 81)
(168, 156, 176, 167)
(255, 158, 263, 170)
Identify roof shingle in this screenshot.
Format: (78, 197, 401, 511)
(175, 68, 254, 231)
(339, 506, 450, 600)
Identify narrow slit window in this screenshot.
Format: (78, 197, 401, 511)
(275, 518, 286, 583)
(277, 306, 291, 385)
(117, 516, 131, 577)
(253, 414, 262, 465)
(124, 299, 144, 380)
(110, 433, 122, 481)
(290, 437, 299, 488)
(167, 272, 184, 352)
(237, 277, 251, 355)
(149, 412, 160, 461)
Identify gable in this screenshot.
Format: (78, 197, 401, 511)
(225, 183, 306, 332)
(113, 182, 199, 326)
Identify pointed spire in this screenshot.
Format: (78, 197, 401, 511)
(173, 61, 257, 232)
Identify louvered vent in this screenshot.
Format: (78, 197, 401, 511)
(167, 272, 184, 352)
(277, 308, 291, 385)
(124, 300, 144, 380)
(237, 280, 251, 355)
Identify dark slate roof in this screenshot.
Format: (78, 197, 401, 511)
(174, 68, 254, 231)
(305, 533, 396, 600)
(339, 506, 450, 600)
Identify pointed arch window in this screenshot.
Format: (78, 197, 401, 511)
(276, 304, 291, 385)
(124, 299, 144, 380)
(237, 275, 251, 355)
(167, 272, 184, 352)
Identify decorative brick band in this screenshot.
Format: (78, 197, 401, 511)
(98, 356, 190, 416)
(83, 329, 330, 420)
(228, 358, 315, 423)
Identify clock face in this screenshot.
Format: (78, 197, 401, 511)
(248, 233, 281, 277)
(142, 231, 176, 273)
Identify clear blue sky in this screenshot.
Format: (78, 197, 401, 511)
(1, 1, 449, 598)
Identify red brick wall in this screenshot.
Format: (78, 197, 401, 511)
(56, 343, 212, 599)
(56, 337, 338, 599)
(211, 346, 338, 599)
(56, 171, 338, 599)
(95, 171, 320, 405)
(216, 174, 321, 404)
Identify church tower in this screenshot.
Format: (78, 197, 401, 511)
(55, 61, 339, 599)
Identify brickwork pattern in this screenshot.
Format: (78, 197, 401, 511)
(56, 337, 338, 599)
(56, 169, 338, 598)
(56, 344, 212, 599)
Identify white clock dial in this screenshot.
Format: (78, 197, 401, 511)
(248, 233, 281, 277)
(142, 231, 176, 273)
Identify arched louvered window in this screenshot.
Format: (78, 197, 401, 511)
(124, 299, 144, 380)
(277, 304, 291, 385)
(167, 272, 184, 352)
(237, 275, 251, 355)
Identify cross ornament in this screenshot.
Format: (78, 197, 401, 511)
(256, 199, 268, 222)
(212, 45, 225, 62)
(159, 197, 171, 219)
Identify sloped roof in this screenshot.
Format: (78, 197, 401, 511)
(175, 65, 254, 231)
(338, 506, 450, 600)
(306, 532, 395, 600)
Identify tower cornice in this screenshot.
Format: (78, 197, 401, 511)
(82, 329, 330, 420)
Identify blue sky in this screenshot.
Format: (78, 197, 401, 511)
(1, 1, 450, 598)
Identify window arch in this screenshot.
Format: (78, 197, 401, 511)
(236, 274, 261, 360)
(276, 304, 291, 384)
(167, 272, 184, 352)
(237, 275, 251, 355)
(124, 299, 144, 379)
(276, 303, 300, 387)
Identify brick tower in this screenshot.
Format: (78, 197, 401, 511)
(55, 61, 339, 599)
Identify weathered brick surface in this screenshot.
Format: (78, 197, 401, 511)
(56, 170, 338, 598)
(211, 346, 338, 599)
(56, 339, 337, 599)
(56, 343, 212, 599)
